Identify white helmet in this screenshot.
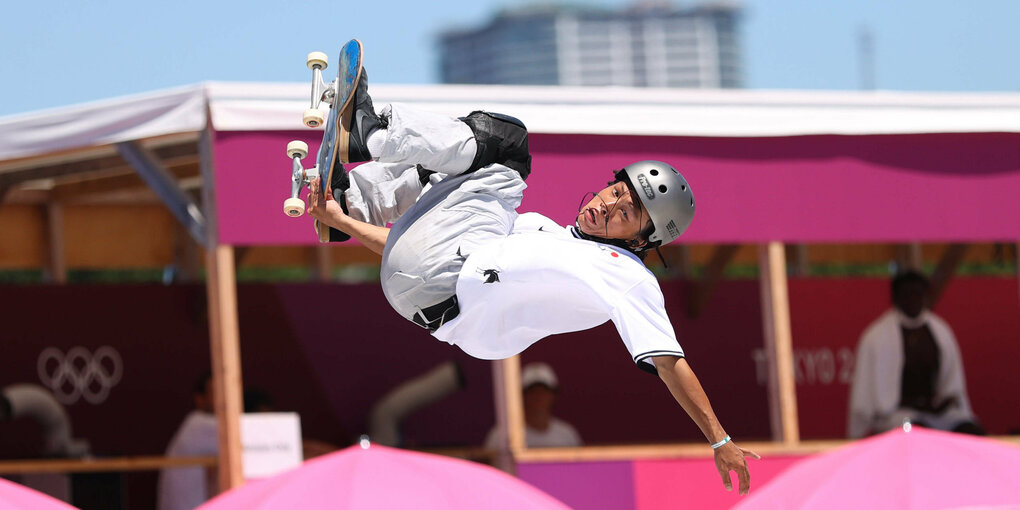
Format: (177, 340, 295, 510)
(617, 160, 695, 245)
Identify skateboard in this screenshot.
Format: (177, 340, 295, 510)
(283, 39, 364, 242)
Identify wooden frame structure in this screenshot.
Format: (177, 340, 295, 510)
(3, 83, 1019, 488)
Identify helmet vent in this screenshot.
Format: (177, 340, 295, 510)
(650, 169, 659, 176)
(658, 185, 667, 193)
(681, 185, 687, 191)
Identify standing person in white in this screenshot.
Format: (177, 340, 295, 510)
(308, 60, 759, 494)
(157, 374, 218, 510)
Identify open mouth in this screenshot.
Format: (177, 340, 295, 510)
(586, 208, 597, 226)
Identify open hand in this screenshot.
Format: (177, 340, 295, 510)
(714, 441, 761, 495)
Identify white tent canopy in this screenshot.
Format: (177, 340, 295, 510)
(3, 82, 1020, 163)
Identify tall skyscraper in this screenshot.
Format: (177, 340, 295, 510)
(438, 2, 742, 88)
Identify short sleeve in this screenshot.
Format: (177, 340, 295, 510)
(610, 279, 684, 375)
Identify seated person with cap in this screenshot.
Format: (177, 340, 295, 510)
(485, 362, 582, 449)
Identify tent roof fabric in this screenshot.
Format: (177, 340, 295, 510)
(2, 81, 1019, 162)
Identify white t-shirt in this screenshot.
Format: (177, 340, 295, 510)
(484, 417, 583, 449)
(157, 411, 218, 510)
(433, 212, 684, 373)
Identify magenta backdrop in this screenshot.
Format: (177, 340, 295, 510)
(517, 455, 805, 510)
(214, 130, 1020, 245)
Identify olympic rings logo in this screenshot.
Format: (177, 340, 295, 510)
(36, 346, 123, 405)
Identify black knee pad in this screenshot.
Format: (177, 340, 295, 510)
(459, 111, 532, 180)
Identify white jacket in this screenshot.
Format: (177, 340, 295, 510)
(847, 309, 975, 438)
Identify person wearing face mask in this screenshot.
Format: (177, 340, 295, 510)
(847, 270, 984, 438)
(305, 49, 759, 495)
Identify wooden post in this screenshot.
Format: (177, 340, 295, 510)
(788, 244, 809, 277)
(44, 202, 67, 284)
(204, 245, 244, 490)
(758, 242, 800, 445)
(199, 125, 245, 491)
(928, 243, 968, 307)
(492, 356, 525, 471)
(314, 245, 331, 281)
(687, 244, 740, 317)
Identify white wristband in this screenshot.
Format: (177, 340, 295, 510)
(711, 435, 731, 449)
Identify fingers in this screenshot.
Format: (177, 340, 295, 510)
(719, 469, 733, 492)
(738, 464, 751, 495)
(743, 448, 762, 461)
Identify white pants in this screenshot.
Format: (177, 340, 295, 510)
(344, 104, 527, 324)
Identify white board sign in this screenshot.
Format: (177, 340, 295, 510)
(240, 412, 303, 480)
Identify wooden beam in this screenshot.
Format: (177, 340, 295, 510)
(205, 244, 244, 491)
(0, 456, 216, 475)
(928, 243, 968, 307)
(44, 203, 66, 284)
(0, 142, 197, 189)
(515, 440, 853, 463)
(687, 244, 740, 318)
(675, 245, 693, 279)
(198, 125, 244, 491)
(787, 244, 810, 277)
(117, 142, 206, 246)
(758, 242, 800, 445)
(895, 243, 924, 271)
(492, 356, 525, 472)
(314, 245, 332, 281)
(172, 223, 202, 283)
(50, 160, 199, 202)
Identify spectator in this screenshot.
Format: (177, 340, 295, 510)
(485, 363, 582, 450)
(157, 373, 218, 510)
(848, 271, 984, 438)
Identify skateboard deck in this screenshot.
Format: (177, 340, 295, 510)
(314, 39, 362, 241)
(282, 39, 363, 243)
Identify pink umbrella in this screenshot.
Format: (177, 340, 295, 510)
(198, 444, 569, 510)
(0, 478, 78, 510)
(734, 427, 1020, 510)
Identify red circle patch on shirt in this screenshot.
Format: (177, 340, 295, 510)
(611, 252, 619, 258)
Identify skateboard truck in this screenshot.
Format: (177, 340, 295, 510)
(282, 39, 363, 240)
(283, 140, 316, 217)
(303, 52, 335, 128)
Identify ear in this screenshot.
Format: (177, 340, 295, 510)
(626, 237, 648, 249)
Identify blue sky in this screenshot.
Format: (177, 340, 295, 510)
(0, 0, 1017, 117)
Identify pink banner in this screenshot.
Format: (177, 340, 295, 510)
(214, 130, 1020, 245)
(517, 455, 804, 510)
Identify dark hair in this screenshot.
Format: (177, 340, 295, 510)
(891, 270, 929, 298)
(193, 372, 212, 396)
(0, 394, 11, 422)
(243, 389, 275, 413)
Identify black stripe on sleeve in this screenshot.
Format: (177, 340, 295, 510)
(633, 351, 685, 376)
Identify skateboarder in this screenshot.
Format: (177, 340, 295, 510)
(307, 69, 760, 494)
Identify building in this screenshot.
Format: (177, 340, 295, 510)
(437, 2, 741, 88)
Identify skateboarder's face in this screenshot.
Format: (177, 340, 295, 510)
(577, 181, 652, 242)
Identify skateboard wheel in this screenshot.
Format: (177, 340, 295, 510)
(303, 108, 325, 128)
(284, 198, 306, 217)
(286, 140, 309, 159)
(306, 52, 328, 70)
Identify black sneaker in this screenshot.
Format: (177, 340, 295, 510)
(312, 164, 352, 242)
(341, 68, 386, 164)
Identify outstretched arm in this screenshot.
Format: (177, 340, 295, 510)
(652, 355, 760, 495)
(307, 177, 389, 256)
